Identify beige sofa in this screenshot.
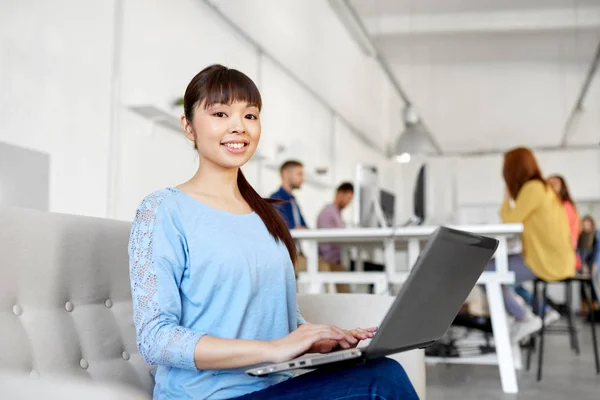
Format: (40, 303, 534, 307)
(0, 206, 425, 398)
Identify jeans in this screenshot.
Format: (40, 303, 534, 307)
(486, 254, 537, 319)
(228, 358, 419, 400)
(513, 284, 552, 315)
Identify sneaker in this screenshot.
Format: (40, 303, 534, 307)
(543, 309, 560, 326)
(511, 315, 542, 343)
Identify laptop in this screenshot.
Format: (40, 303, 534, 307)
(246, 226, 498, 377)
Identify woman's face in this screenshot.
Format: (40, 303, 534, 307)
(583, 219, 594, 233)
(548, 176, 562, 195)
(182, 101, 260, 169)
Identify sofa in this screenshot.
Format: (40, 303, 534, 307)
(0, 206, 425, 398)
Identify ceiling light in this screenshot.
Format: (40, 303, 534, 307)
(395, 153, 411, 163)
(394, 106, 438, 157)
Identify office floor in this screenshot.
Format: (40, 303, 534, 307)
(425, 320, 600, 399)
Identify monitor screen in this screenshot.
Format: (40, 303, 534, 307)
(356, 165, 379, 228)
(380, 190, 395, 227)
(413, 165, 426, 224)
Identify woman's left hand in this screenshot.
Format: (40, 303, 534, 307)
(504, 186, 512, 201)
(308, 326, 378, 354)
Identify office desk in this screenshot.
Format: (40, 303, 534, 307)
(292, 224, 523, 394)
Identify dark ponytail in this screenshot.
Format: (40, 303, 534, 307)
(237, 169, 297, 264)
(184, 64, 298, 264)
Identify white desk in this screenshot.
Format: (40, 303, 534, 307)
(292, 224, 523, 394)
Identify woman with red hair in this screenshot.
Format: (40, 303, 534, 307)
(489, 147, 575, 342)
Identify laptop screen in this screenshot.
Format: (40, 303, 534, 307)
(367, 227, 498, 356)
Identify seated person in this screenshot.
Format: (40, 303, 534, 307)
(578, 215, 600, 317)
(547, 175, 581, 269)
(488, 147, 574, 342)
(317, 182, 354, 265)
(511, 174, 579, 325)
(317, 182, 383, 293)
(270, 160, 307, 230)
(269, 162, 348, 291)
(129, 65, 417, 399)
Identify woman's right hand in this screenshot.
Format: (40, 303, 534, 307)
(267, 323, 357, 363)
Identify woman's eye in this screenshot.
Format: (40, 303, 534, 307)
(213, 112, 227, 118)
(245, 114, 258, 120)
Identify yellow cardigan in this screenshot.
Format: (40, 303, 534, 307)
(501, 180, 575, 281)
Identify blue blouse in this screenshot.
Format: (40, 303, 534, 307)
(128, 188, 305, 399)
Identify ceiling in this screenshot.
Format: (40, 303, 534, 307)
(352, 0, 600, 17)
(349, 0, 600, 154)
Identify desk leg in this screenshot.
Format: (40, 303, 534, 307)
(374, 275, 388, 296)
(494, 237, 509, 274)
(306, 240, 322, 294)
(486, 282, 519, 394)
(407, 239, 420, 270)
(513, 343, 523, 370)
(327, 283, 336, 293)
(383, 239, 395, 292)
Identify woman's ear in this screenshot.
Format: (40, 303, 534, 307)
(181, 115, 196, 143)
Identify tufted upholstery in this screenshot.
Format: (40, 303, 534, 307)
(0, 207, 154, 395)
(0, 372, 149, 400)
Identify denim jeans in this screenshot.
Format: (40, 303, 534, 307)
(228, 358, 419, 400)
(486, 254, 537, 319)
(513, 284, 552, 315)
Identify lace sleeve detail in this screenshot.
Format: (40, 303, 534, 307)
(129, 190, 204, 370)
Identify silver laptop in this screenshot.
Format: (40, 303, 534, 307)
(246, 226, 498, 377)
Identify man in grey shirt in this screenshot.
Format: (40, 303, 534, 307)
(317, 182, 354, 264)
(317, 182, 384, 293)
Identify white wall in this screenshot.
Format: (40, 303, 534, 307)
(114, 0, 261, 220)
(1, 0, 402, 222)
(209, 0, 395, 146)
(0, 0, 114, 217)
(455, 149, 600, 224)
(395, 148, 600, 226)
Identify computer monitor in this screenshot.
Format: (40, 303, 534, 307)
(355, 165, 377, 228)
(354, 164, 388, 228)
(413, 164, 426, 224)
(380, 189, 395, 227)
(399, 163, 427, 227)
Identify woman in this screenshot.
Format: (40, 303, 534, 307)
(489, 147, 574, 341)
(577, 215, 600, 318)
(128, 65, 417, 400)
(511, 174, 580, 322)
(548, 174, 581, 269)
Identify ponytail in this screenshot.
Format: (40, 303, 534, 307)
(237, 169, 297, 265)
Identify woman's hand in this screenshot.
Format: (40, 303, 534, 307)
(267, 323, 357, 364)
(504, 186, 512, 201)
(308, 326, 378, 354)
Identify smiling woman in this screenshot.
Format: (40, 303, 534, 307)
(176, 65, 296, 262)
(128, 64, 417, 400)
